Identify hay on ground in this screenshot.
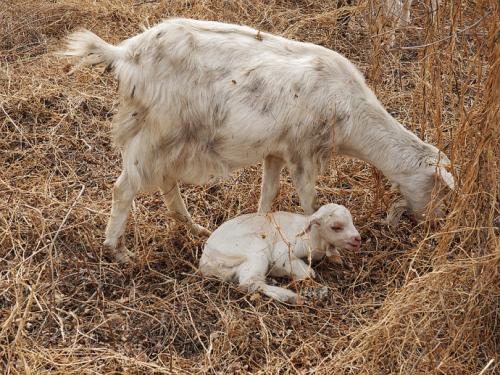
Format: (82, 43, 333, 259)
(0, 0, 498, 373)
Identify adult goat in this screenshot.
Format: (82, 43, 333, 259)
(64, 18, 453, 263)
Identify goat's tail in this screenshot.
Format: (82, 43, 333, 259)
(63, 29, 124, 70)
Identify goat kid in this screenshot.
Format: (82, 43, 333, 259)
(200, 204, 360, 304)
(64, 18, 453, 263)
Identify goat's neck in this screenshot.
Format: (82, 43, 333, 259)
(294, 226, 327, 260)
(337, 101, 426, 184)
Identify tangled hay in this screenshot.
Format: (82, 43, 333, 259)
(1, 0, 498, 373)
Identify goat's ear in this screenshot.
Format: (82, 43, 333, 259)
(302, 218, 321, 234)
(434, 166, 455, 190)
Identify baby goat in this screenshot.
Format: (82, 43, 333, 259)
(64, 18, 453, 263)
(199, 204, 360, 304)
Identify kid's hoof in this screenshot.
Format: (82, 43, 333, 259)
(191, 224, 211, 237)
(294, 296, 305, 305)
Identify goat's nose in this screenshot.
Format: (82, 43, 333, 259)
(352, 234, 361, 243)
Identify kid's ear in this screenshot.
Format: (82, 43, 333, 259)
(303, 218, 321, 234)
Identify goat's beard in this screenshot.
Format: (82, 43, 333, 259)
(385, 197, 411, 227)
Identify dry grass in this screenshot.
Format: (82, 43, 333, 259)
(0, 0, 498, 373)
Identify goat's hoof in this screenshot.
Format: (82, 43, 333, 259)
(104, 241, 135, 264)
(191, 224, 211, 237)
(294, 296, 305, 305)
(327, 254, 343, 266)
(114, 248, 136, 264)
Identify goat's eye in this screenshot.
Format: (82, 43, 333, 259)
(331, 225, 343, 232)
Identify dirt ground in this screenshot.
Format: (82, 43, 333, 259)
(0, 0, 498, 374)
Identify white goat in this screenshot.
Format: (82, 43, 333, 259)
(200, 204, 360, 304)
(64, 18, 453, 263)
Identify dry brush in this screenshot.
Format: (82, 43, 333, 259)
(0, 0, 498, 374)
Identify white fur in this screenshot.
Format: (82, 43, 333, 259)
(200, 204, 360, 304)
(64, 18, 453, 263)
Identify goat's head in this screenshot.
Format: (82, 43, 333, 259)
(304, 203, 361, 251)
(392, 147, 455, 224)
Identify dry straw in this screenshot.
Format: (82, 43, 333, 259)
(1, 0, 498, 373)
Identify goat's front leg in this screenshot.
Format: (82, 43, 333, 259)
(258, 155, 285, 213)
(161, 179, 210, 236)
(288, 159, 318, 215)
(289, 258, 316, 280)
(239, 255, 302, 304)
(104, 171, 138, 263)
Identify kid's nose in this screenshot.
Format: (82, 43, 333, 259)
(348, 234, 361, 250)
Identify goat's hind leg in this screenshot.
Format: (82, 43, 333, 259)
(288, 159, 318, 215)
(161, 178, 210, 236)
(238, 255, 302, 304)
(258, 155, 285, 213)
(104, 170, 138, 263)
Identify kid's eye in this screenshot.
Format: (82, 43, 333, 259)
(331, 225, 343, 232)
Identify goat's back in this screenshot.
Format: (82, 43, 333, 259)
(68, 19, 375, 189)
